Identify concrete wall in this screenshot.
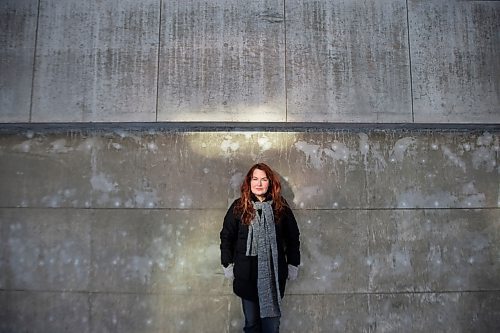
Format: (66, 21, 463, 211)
(1, 0, 499, 123)
(1, 0, 499, 332)
(0, 129, 499, 332)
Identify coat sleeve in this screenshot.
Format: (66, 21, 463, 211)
(220, 200, 239, 267)
(283, 205, 301, 266)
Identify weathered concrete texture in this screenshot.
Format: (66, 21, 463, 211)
(0, 130, 499, 331)
(1, 291, 498, 332)
(286, 0, 412, 122)
(0, 291, 90, 333)
(91, 294, 230, 332)
(0, 209, 91, 291)
(90, 209, 221, 294)
(0, 0, 38, 122)
(409, 1, 500, 123)
(281, 293, 500, 333)
(2, 207, 497, 296)
(2, 0, 499, 124)
(0, 131, 497, 209)
(30, 0, 159, 122)
(291, 209, 500, 294)
(157, 0, 286, 122)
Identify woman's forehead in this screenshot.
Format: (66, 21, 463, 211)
(252, 168, 268, 177)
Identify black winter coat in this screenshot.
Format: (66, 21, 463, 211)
(220, 198, 300, 302)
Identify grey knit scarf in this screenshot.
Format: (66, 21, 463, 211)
(246, 200, 281, 318)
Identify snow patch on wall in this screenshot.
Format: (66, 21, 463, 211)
(257, 136, 272, 152)
(397, 189, 458, 208)
(441, 145, 466, 172)
(13, 140, 31, 153)
(49, 139, 73, 153)
(292, 185, 323, 207)
(389, 137, 416, 162)
(91, 173, 117, 193)
(230, 172, 244, 190)
(220, 137, 240, 156)
(294, 141, 322, 168)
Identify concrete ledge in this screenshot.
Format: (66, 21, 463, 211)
(0, 122, 499, 134)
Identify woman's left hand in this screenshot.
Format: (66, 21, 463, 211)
(287, 264, 299, 281)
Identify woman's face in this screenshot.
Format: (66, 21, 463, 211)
(250, 168, 270, 201)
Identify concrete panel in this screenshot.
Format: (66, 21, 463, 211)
(290, 210, 370, 294)
(0, 133, 96, 208)
(369, 292, 500, 333)
(368, 209, 500, 292)
(286, 0, 412, 122)
(281, 292, 500, 332)
(288, 209, 499, 294)
(1, 291, 497, 333)
(90, 293, 230, 333)
(0, 208, 91, 291)
(0, 130, 497, 209)
(157, 0, 286, 122)
(280, 294, 369, 333)
(90, 209, 222, 294)
(0, 0, 38, 122)
(409, 1, 500, 123)
(0, 290, 90, 333)
(31, 0, 159, 122)
(280, 131, 499, 209)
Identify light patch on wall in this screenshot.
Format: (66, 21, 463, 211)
(358, 133, 370, 156)
(460, 182, 486, 207)
(49, 139, 73, 153)
(220, 136, 240, 157)
(230, 172, 244, 191)
(441, 145, 466, 172)
(294, 140, 322, 169)
(13, 140, 31, 153)
(124, 188, 159, 208)
(91, 172, 116, 193)
(179, 195, 193, 208)
(303, 236, 341, 291)
(76, 137, 100, 152)
(389, 137, 417, 163)
(158, 103, 285, 122)
(183, 132, 292, 167)
(471, 131, 498, 172)
(324, 141, 351, 162)
(472, 146, 496, 172)
(292, 185, 323, 208)
(146, 141, 158, 153)
(294, 138, 355, 170)
(124, 256, 154, 284)
(397, 189, 458, 208)
(257, 135, 272, 152)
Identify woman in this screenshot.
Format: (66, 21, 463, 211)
(220, 163, 301, 333)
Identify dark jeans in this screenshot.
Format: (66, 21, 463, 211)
(241, 298, 280, 333)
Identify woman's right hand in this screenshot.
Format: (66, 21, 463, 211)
(223, 264, 234, 279)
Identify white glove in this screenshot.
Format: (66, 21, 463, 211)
(223, 264, 234, 279)
(288, 264, 299, 281)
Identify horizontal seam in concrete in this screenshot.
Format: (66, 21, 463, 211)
(0, 122, 499, 134)
(2, 289, 500, 296)
(0, 207, 498, 211)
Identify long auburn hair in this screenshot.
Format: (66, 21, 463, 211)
(234, 163, 287, 225)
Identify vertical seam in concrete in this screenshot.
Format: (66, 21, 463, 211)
(406, 0, 415, 123)
(29, 0, 42, 123)
(155, 0, 163, 122)
(284, 0, 288, 122)
(88, 210, 94, 331)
